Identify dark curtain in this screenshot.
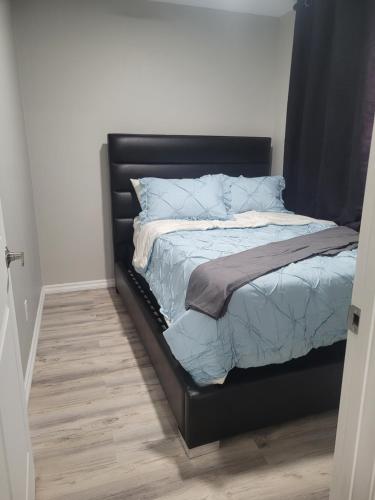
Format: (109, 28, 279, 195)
(283, 0, 375, 227)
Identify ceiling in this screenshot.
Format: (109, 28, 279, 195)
(148, 0, 295, 17)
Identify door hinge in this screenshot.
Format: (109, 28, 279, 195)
(348, 304, 361, 335)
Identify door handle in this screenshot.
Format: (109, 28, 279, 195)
(5, 247, 24, 268)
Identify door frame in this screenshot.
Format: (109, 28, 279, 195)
(330, 124, 375, 500)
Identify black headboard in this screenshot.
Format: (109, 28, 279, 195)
(108, 134, 271, 265)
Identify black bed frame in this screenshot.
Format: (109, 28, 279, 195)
(108, 133, 345, 449)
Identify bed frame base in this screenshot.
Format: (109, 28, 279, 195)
(115, 262, 345, 449)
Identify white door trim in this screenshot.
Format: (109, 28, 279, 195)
(330, 125, 375, 500)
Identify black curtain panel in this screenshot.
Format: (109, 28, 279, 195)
(283, 0, 375, 227)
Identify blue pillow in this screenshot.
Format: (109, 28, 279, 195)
(223, 175, 287, 214)
(138, 175, 230, 223)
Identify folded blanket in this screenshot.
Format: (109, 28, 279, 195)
(186, 226, 359, 319)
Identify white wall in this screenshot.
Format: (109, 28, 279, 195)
(0, 0, 42, 373)
(12, 0, 294, 285)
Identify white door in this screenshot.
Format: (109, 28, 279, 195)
(0, 199, 35, 500)
(330, 124, 375, 500)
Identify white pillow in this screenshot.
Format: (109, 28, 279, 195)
(130, 178, 142, 202)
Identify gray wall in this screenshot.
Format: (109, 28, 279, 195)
(12, 0, 294, 285)
(0, 0, 42, 373)
(272, 10, 295, 174)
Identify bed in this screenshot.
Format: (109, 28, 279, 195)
(108, 133, 349, 449)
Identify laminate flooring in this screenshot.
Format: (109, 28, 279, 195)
(29, 288, 337, 500)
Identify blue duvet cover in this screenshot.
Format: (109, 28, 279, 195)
(139, 222, 356, 385)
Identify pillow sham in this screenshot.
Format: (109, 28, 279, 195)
(223, 175, 287, 214)
(138, 175, 230, 223)
(130, 178, 142, 202)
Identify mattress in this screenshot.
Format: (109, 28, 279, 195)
(134, 212, 356, 386)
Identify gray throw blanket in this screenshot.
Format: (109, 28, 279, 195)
(185, 226, 358, 319)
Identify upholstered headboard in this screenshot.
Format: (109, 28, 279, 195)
(107, 134, 271, 265)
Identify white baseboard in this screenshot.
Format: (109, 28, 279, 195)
(24, 279, 115, 402)
(24, 287, 45, 403)
(44, 278, 115, 295)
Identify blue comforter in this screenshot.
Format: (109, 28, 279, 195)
(139, 222, 356, 385)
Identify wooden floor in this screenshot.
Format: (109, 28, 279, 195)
(29, 288, 337, 500)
